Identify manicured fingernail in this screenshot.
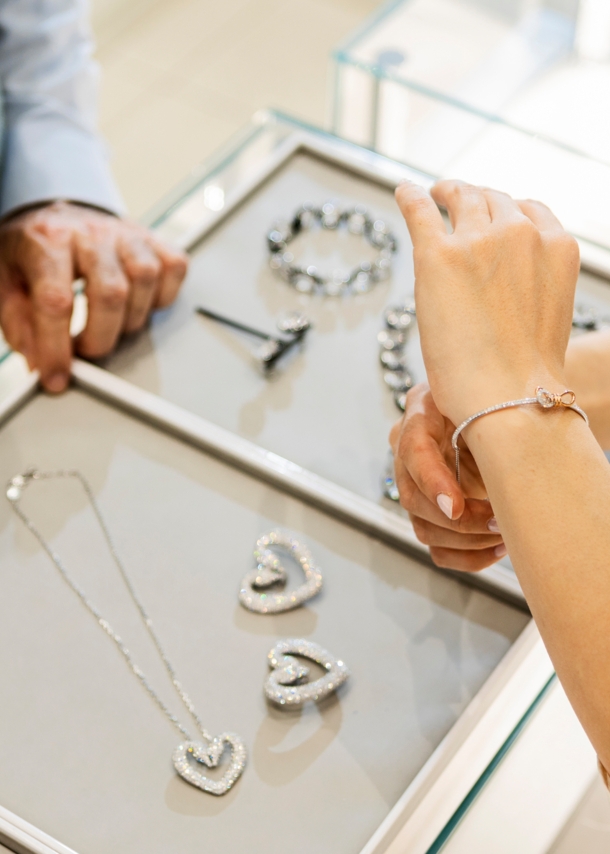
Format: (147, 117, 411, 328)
(436, 493, 453, 519)
(494, 543, 507, 558)
(398, 178, 413, 185)
(45, 373, 68, 393)
(487, 517, 500, 533)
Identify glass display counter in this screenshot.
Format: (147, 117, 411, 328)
(0, 111, 602, 854)
(332, 0, 610, 272)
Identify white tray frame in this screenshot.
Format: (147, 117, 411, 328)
(0, 366, 553, 854)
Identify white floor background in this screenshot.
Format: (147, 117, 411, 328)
(91, 0, 382, 217)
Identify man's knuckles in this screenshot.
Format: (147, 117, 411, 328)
(77, 337, 113, 359)
(124, 256, 161, 286)
(32, 285, 73, 318)
(90, 276, 129, 310)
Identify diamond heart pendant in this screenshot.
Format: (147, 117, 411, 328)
(264, 638, 350, 707)
(239, 531, 323, 614)
(173, 733, 247, 795)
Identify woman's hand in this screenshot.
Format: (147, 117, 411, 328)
(389, 383, 505, 571)
(395, 180, 580, 426)
(394, 180, 610, 775)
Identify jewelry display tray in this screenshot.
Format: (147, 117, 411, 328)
(109, 122, 420, 515)
(0, 372, 551, 854)
(101, 113, 610, 605)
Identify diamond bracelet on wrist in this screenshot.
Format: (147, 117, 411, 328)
(451, 387, 589, 483)
(267, 201, 398, 295)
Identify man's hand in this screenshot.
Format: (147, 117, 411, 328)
(389, 383, 506, 571)
(0, 201, 188, 392)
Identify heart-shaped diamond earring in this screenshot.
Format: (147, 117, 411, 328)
(239, 532, 323, 614)
(264, 638, 350, 707)
(173, 733, 247, 795)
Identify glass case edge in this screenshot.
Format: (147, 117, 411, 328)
(332, 0, 407, 58)
(361, 621, 552, 854)
(424, 676, 557, 854)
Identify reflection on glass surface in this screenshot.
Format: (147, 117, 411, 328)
(333, 0, 610, 250)
(427, 675, 556, 853)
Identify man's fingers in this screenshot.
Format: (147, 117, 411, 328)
(24, 241, 74, 392)
(147, 237, 188, 308)
(429, 544, 507, 573)
(517, 198, 565, 233)
(119, 237, 162, 333)
(430, 180, 491, 231)
(482, 188, 527, 223)
(75, 236, 129, 358)
(395, 182, 446, 248)
(0, 290, 35, 369)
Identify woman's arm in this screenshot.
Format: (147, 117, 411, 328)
(566, 330, 610, 448)
(395, 179, 610, 770)
(468, 398, 610, 771)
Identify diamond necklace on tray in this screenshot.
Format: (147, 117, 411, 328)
(6, 468, 246, 796)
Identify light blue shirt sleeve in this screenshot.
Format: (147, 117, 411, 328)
(0, 0, 125, 217)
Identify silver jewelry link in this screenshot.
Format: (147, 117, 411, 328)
(267, 201, 398, 295)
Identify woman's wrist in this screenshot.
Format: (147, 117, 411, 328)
(436, 367, 570, 429)
(462, 397, 591, 480)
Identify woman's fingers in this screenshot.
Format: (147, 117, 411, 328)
(395, 458, 499, 532)
(389, 382, 501, 569)
(390, 383, 496, 531)
(395, 182, 446, 246)
(409, 513, 503, 550)
(390, 384, 465, 519)
(430, 179, 491, 230)
(429, 544, 507, 573)
(392, 425, 465, 521)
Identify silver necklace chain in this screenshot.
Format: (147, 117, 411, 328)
(6, 468, 210, 743)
